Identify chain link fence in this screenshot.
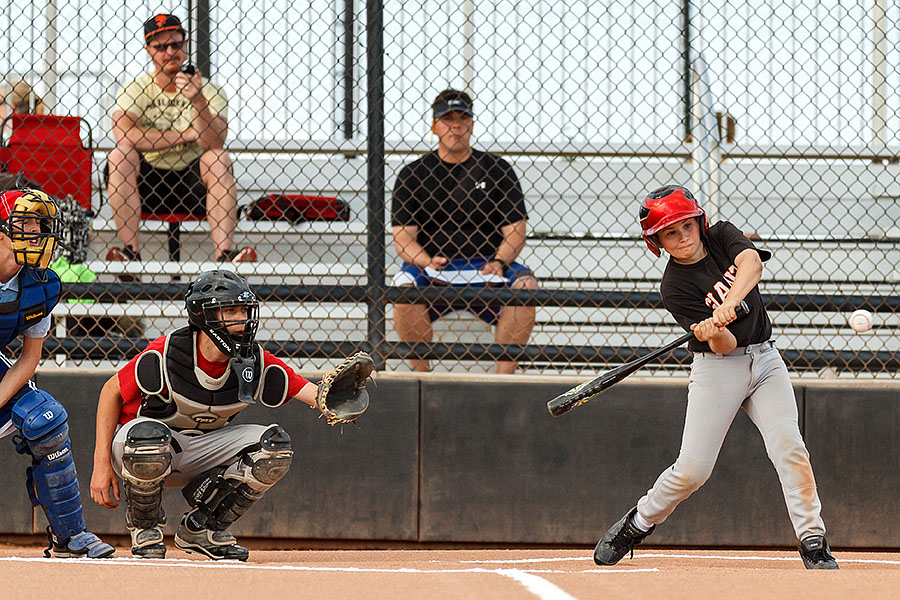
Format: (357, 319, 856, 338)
(1, 0, 898, 376)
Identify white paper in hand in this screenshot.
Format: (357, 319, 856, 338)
(424, 267, 507, 286)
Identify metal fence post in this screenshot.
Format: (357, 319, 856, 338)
(366, 0, 387, 369)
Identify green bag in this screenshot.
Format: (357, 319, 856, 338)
(50, 256, 96, 304)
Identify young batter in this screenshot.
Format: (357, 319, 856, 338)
(592, 185, 838, 570)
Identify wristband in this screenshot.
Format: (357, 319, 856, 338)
(489, 257, 509, 268)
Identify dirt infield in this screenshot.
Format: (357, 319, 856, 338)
(1, 545, 898, 599)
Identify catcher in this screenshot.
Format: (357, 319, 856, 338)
(90, 269, 372, 561)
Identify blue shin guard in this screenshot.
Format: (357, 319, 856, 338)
(23, 437, 85, 538)
(12, 388, 114, 558)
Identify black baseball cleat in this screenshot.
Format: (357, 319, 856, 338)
(594, 508, 655, 566)
(174, 515, 249, 562)
(798, 535, 839, 570)
(129, 526, 167, 559)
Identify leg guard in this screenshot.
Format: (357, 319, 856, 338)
(121, 420, 173, 529)
(241, 424, 294, 491)
(12, 390, 85, 539)
(177, 459, 256, 561)
(175, 425, 291, 561)
(182, 425, 293, 531)
(12, 389, 115, 559)
(121, 420, 173, 558)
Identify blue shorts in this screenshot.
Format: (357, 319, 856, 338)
(391, 257, 533, 325)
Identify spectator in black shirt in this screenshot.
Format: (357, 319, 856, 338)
(391, 89, 537, 374)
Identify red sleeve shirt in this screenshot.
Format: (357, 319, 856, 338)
(261, 351, 311, 399)
(116, 334, 310, 425)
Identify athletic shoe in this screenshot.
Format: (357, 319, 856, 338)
(174, 514, 249, 561)
(593, 507, 655, 566)
(129, 525, 166, 559)
(799, 535, 839, 570)
(218, 247, 257, 263)
(105, 246, 141, 282)
(45, 527, 115, 559)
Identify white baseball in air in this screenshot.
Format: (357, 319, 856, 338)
(848, 309, 873, 333)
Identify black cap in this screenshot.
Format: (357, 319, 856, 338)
(144, 14, 185, 42)
(432, 89, 474, 120)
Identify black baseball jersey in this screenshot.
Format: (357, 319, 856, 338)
(391, 150, 527, 259)
(660, 221, 772, 352)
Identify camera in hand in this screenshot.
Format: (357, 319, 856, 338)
(181, 64, 196, 75)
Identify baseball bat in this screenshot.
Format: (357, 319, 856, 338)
(547, 301, 750, 418)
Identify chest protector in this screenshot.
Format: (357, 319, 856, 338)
(134, 327, 291, 435)
(0, 269, 60, 348)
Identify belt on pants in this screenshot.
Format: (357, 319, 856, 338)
(693, 339, 776, 358)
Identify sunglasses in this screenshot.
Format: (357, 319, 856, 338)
(148, 40, 186, 52)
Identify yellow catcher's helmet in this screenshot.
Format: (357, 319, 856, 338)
(0, 188, 60, 269)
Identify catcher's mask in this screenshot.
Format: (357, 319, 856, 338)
(638, 185, 708, 257)
(0, 188, 63, 271)
(185, 269, 260, 358)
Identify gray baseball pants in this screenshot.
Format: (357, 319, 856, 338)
(111, 417, 273, 488)
(635, 341, 826, 541)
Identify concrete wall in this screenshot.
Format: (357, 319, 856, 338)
(3, 371, 896, 549)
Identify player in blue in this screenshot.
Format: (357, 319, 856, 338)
(0, 188, 114, 558)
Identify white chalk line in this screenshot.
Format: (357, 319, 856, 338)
(496, 569, 580, 600)
(0, 556, 654, 574)
(0, 556, 659, 600)
(463, 553, 900, 566)
(463, 557, 587, 564)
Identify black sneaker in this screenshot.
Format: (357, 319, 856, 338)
(799, 535, 839, 570)
(106, 246, 142, 283)
(174, 515, 249, 561)
(594, 508, 655, 566)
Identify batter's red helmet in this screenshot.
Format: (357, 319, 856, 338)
(639, 185, 708, 257)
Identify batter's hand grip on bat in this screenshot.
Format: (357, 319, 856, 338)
(732, 300, 750, 319)
(546, 300, 750, 418)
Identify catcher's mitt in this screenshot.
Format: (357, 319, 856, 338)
(316, 352, 375, 426)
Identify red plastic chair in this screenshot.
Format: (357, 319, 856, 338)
(0, 114, 93, 212)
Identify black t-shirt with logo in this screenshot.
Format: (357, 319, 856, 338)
(660, 221, 773, 352)
(391, 150, 527, 259)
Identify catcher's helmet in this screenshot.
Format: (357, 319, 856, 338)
(0, 188, 61, 270)
(185, 269, 259, 357)
(639, 185, 708, 257)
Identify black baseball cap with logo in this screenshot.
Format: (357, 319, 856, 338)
(143, 14, 186, 42)
(432, 89, 474, 120)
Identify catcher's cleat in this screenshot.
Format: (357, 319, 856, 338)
(799, 535, 839, 570)
(593, 508, 655, 566)
(174, 515, 249, 561)
(129, 525, 167, 559)
(45, 527, 115, 559)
